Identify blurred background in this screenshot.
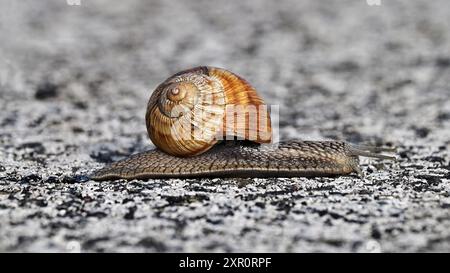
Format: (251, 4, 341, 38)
(0, 0, 449, 252)
(1, 0, 449, 146)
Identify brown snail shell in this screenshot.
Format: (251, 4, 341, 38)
(145, 66, 272, 157)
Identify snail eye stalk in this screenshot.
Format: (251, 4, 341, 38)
(348, 144, 397, 160)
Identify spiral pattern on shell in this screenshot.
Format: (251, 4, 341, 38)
(145, 66, 272, 157)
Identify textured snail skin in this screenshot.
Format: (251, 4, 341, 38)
(90, 140, 395, 181)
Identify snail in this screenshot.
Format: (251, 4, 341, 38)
(91, 66, 395, 181)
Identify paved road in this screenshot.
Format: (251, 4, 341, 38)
(0, 0, 449, 252)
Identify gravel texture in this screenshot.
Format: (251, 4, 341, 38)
(0, 0, 449, 252)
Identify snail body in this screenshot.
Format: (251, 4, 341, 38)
(91, 66, 395, 181)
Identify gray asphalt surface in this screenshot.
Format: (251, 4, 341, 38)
(0, 0, 449, 252)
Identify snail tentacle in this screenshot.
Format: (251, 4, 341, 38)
(347, 144, 397, 160)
